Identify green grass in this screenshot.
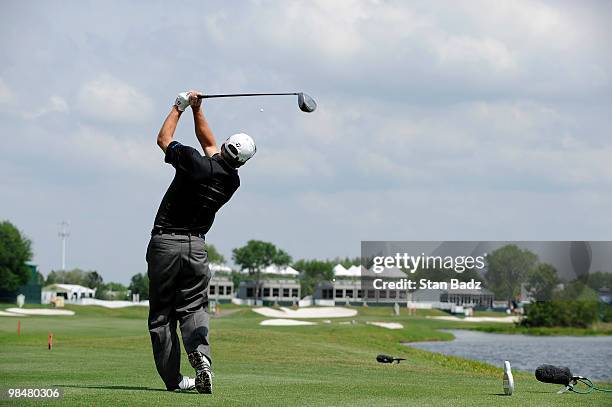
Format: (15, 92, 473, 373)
(472, 310, 510, 317)
(471, 323, 612, 336)
(0, 304, 610, 406)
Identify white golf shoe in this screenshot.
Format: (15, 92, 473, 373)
(174, 375, 196, 392)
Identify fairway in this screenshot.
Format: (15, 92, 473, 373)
(1, 305, 610, 406)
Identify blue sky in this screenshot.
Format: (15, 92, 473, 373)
(1, 1, 611, 284)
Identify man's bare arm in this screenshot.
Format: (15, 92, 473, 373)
(189, 91, 219, 157)
(157, 106, 182, 152)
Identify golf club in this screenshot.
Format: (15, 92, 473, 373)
(197, 92, 317, 113)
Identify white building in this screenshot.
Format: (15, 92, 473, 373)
(42, 284, 96, 304)
(237, 279, 300, 305)
(208, 276, 234, 303)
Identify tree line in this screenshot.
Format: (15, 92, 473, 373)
(2, 219, 610, 327)
(0, 220, 360, 301)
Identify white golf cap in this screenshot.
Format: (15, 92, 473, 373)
(222, 133, 256, 165)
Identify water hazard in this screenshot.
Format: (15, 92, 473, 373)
(404, 329, 612, 381)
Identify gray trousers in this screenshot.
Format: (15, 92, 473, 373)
(146, 233, 212, 390)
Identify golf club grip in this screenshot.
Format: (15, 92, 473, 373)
(197, 93, 298, 99)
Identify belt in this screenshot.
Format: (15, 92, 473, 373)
(151, 228, 205, 239)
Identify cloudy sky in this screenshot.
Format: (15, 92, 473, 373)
(1, 1, 610, 284)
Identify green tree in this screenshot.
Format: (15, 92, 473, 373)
(294, 259, 334, 297)
(586, 271, 612, 291)
(230, 270, 248, 294)
(521, 301, 599, 328)
(206, 244, 226, 264)
(35, 271, 45, 286)
(99, 282, 128, 300)
(485, 245, 537, 305)
(602, 305, 612, 323)
(525, 263, 560, 301)
(45, 270, 59, 285)
(232, 240, 292, 300)
(45, 268, 106, 298)
(84, 271, 105, 299)
(0, 221, 33, 291)
(45, 268, 98, 287)
(555, 280, 600, 302)
(105, 282, 127, 292)
(84, 271, 103, 288)
(128, 273, 149, 300)
(46, 268, 85, 285)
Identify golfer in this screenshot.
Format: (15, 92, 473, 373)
(146, 90, 256, 393)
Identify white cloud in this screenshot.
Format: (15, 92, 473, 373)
(50, 96, 69, 111)
(0, 79, 68, 117)
(66, 125, 161, 176)
(22, 95, 69, 119)
(1, 0, 611, 281)
(433, 35, 518, 76)
(307, 98, 612, 189)
(0, 77, 12, 104)
(199, 1, 610, 98)
(77, 75, 153, 123)
(249, 145, 333, 180)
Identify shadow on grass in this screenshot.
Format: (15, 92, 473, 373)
(56, 384, 197, 394)
(489, 391, 554, 395)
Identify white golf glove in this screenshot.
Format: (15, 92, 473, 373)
(174, 91, 190, 112)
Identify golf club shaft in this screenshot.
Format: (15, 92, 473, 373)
(197, 92, 298, 99)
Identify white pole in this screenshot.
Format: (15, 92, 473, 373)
(58, 221, 70, 271)
(61, 238, 66, 271)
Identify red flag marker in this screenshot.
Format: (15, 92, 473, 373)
(17, 320, 21, 336)
(48, 332, 53, 350)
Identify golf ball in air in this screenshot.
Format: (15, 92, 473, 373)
(260, 108, 264, 112)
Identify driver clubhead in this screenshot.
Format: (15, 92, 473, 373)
(298, 92, 317, 113)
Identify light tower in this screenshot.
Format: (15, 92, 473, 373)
(58, 221, 70, 271)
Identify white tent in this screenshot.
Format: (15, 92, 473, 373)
(346, 265, 362, 276)
(361, 265, 407, 278)
(333, 264, 362, 277)
(333, 264, 347, 276)
(42, 284, 96, 304)
(263, 265, 300, 276)
(210, 263, 232, 273)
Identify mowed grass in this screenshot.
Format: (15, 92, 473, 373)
(0, 304, 610, 406)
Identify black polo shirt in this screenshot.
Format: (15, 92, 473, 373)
(153, 141, 240, 234)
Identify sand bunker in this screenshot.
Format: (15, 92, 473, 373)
(260, 319, 317, 326)
(0, 310, 23, 317)
(253, 306, 357, 319)
(366, 321, 404, 330)
(426, 316, 520, 323)
(5, 308, 75, 316)
(79, 299, 149, 308)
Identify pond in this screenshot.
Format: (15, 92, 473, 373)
(404, 329, 612, 381)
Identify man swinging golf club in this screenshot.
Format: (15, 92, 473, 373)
(147, 90, 256, 393)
